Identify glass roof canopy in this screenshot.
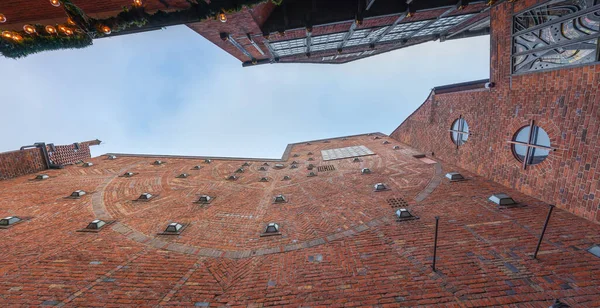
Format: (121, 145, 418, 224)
(269, 14, 475, 57)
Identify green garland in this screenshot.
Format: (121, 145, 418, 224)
(1, 0, 281, 59)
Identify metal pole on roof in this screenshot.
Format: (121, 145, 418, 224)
(432, 216, 439, 271)
(533, 204, 555, 259)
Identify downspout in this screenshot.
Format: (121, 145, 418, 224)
(33, 142, 62, 169)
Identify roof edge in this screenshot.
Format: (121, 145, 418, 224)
(104, 132, 387, 162)
(432, 78, 489, 94)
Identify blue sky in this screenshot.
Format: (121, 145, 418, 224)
(0, 25, 490, 158)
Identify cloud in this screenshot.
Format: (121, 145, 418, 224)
(0, 25, 490, 159)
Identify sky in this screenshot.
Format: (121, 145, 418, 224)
(0, 25, 490, 159)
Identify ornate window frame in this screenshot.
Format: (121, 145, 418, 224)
(511, 0, 600, 74)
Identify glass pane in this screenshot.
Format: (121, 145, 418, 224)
(528, 147, 550, 165)
(462, 120, 469, 134)
(515, 126, 531, 143)
(452, 120, 461, 131)
(513, 144, 528, 162)
(532, 126, 551, 147)
(451, 131, 459, 144)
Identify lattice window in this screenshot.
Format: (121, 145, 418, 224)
(390, 21, 429, 33)
(271, 39, 306, 50)
(317, 165, 336, 172)
(387, 197, 409, 208)
(311, 32, 346, 45)
(512, 0, 600, 74)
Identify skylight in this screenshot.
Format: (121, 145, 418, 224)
(138, 193, 153, 200)
(259, 166, 267, 171)
(86, 219, 106, 230)
(260, 177, 269, 182)
(35, 174, 49, 180)
(261, 222, 281, 236)
(123, 172, 134, 177)
(395, 208, 419, 221)
(193, 165, 202, 170)
(488, 193, 517, 206)
(165, 222, 183, 233)
(227, 175, 238, 181)
(153, 160, 164, 165)
(0, 216, 21, 226)
(374, 183, 389, 191)
(70, 190, 86, 198)
(236, 168, 245, 173)
(383, 141, 390, 144)
(205, 159, 212, 163)
(177, 173, 189, 178)
(393, 146, 400, 150)
(274, 164, 285, 169)
(83, 162, 94, 167)
(308, 172, 317, 177)
(361, 168, 371, 174)
(445, 172, 465, 181)
(282, 176, 291, 181)
(274, 194, 287, 203)
(107, 155, 117, 160)
(197, 195, 213, 204)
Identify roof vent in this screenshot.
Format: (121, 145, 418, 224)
(259, 166, 267, 171)
(395, 208, 419, 221)
(273, 194, 287, 203)
(308, 152, 313, 155)
(549, 299, 571, 308)
(383, 141, 390, 144)
(488, 193, 517, 206)
(282, 175, 291, 181)
(177, 173, 189, 178)
(342, 138, 348, 141)
(290, 164, 298, 169)
(204, 159, 212, 163)
(307, 164, 314, 170)
(445, 172, 466, 181)
(138, 193, 153, 201)
(353, 158, 361, 162)
(86, 219, 106, 230)
(260, 177, 269, 182)
(274, 164, 285, 169)
(413, 154, 426, 158)
(0, 216, 21, 226)
(235, 168, 244, 173)
(374, 183, 389, 191)
(227, 175, 238, 181)
(306, 142, 311, 145)
(107, 155, 117, 160)
(263, 162, 269, 166)
(153, 160, 164, 165)
(193, 165, 202, 170)
(123, 172, 135, 177)
(196, 195, 214, 204)
(361, 168, 371, 174)
(308, 157, 314, 161)
(242, 162, 250, 167)
(35, 174, 49, 180)
(374, 136, 381, 139)
(83, 162, 94, 167)
(293, 154, 299, 157)
(323, 140, 330, 143)
(70, 190, 87, 198)
(159, 222, 187, 235)
(308, 172, 317, 177)
(261, 222, 281, 236)
(393, 146, 400, 150)
(291, 161, 299, 164)
(588, 245, 600, 258)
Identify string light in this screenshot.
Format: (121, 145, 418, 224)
(64, 28, 73, 35)
(67, 17, 76, 26)
(133, 0, 143, 6)
(218, 12, 227, 23)
(50, 0, 61, 7)
(23, 25, 36, 34)
(12, 33, 23, 41)
(101, 25, 111, 34)
(45, 25, 57, 34)
(0, 14, 6, 23)
(2, 31, 12, 39)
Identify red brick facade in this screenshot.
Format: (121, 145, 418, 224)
(0, 140, 100, 181)
(0, 148, 46, 180)
(391, 0, 600, 223)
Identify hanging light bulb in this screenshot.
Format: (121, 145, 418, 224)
(12, 33, 23, 41)
(23, 24, 36, 34)
(133, 0, 143, 6)
(45, 25, 57, 34)
(64, 28, 73, 35)
(2, 30, 12, 39)
(58, 25, 67, 33)
(218, 12, 227, 23)
(0, 14, 6, 23)
(67, 17, 76, 26)
(101, 25, 111, 34)
(50, 0, 61, 7)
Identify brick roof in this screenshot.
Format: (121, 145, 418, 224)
(1, 134, 599, 306)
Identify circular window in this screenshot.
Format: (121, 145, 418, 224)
(450, 117, 469, 146)
(511, 124, 551, 166)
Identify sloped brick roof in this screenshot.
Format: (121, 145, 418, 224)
(0, 134, 599, 306)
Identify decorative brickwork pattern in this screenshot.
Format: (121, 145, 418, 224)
(391, 1, 600, 223)
(0, 136, 599, 306)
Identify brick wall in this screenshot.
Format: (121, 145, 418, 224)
(0, 148, 46, 180)
(391, 0, 600, 223)
(0, 140, 98, 181)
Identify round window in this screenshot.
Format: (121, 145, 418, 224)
(450, 117, 469, 146)
(512, 124, 551, 166)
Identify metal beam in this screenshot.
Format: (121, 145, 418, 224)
(370, 12, 408, 44)
(227, 34, 255, 61)
(366, 0, 376, 10)
(306, 29, 313, 56)
(246, 34, 265, 56)
(337, 22, 357, 50)
(444, 15, 490, 40)
(263, 41, 279, 61)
